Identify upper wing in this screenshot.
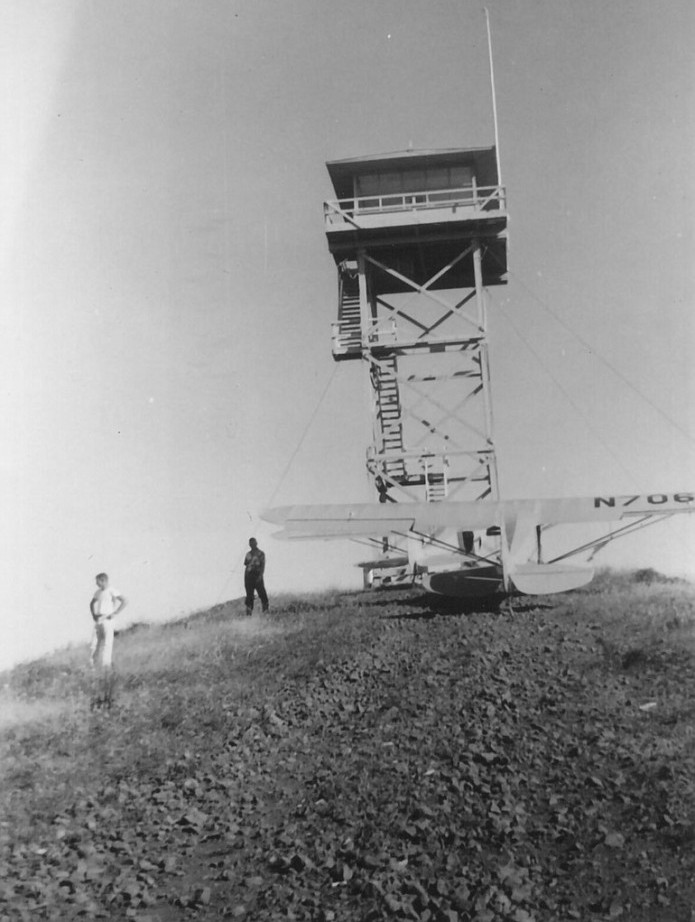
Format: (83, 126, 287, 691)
(262, 492, 695, 540)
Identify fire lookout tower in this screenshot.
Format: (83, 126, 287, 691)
(324, 147, 508, 508)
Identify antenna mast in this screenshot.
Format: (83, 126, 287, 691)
(485, 8, 502, 187)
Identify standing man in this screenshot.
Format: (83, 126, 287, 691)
(90, 572, 127, 669)
(90, 572, 127, 710)
(244, 538, 269, 615)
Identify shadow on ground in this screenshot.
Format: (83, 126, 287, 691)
(377, 591, 555, 619)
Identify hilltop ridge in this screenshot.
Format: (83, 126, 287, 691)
(1, 572, 694, 921)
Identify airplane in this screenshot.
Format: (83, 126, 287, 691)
(262, 491, 695, 598)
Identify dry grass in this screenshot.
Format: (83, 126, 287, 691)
(0, 589, 358, 750)
(3, 574, 693, 722)
(567, 567, 695, 662)
(1, 572, 694, 921)
(0, 697, 67, 732)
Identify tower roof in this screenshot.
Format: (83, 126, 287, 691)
(326, 147, 498, 199)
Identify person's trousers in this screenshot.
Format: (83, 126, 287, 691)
(245, 573, 268, 612)
(91, 618, 115, 668)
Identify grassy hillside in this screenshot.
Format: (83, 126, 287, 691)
(1, 571, 694, 921)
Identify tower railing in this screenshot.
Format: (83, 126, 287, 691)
(331, 316, 485, 358)
(330, 319, 399, 357)
(365, 318, 398, 345)
(324, 184, 506, 229)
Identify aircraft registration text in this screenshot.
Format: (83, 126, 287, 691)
(594, 493, 695, 508)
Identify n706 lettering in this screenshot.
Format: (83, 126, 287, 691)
(594, 493, 695, 508)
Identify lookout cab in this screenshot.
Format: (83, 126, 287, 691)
(324, 147, 508, 508)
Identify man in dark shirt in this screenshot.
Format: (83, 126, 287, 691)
(244, 537, 269, 615)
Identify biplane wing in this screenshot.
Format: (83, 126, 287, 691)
(262, 492, 695, 597)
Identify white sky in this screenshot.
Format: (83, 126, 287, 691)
(1, 0, 693, 669)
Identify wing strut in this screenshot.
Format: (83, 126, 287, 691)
(547, 514, 675, 565)
(391, 528, 501, 568)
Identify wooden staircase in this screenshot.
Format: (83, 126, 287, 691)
(374, 358, 406, 481)
(333, 268, 361, 358)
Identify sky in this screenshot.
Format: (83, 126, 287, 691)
(1, 0, 693, 670)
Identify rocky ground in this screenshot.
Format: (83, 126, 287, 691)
(1, 579, 694, 921)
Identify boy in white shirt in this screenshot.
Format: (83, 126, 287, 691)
(90, 572, 127, 669)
